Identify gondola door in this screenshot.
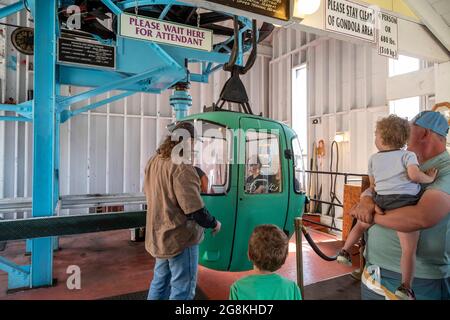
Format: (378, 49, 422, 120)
(229, 117, 289, 271)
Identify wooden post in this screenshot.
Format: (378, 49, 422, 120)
(342, 175, 370, 280)
(295, 217, 305, 299)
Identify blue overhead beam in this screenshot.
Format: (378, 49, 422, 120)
(0, 104, 27, 112)
(100, 0, 123, 15)
(58, 66, 169, 107)
(158, 4, 172, 19)
(190, 73, 208, 83)
(0, 101, 33, 120)
(119, 0, 190, 10)
(205, 62, 212, 73)
(206, 63, 223, 75)
(0, 116, 32, 122)
(0, 1, 24, 19)
(61, 91, 135, 122)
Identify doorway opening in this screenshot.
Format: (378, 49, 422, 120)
(292, 64, 308, 170)
(389, 55, 421, 120)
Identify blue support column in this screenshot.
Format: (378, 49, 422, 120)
(30, 0, 57, 287)
(169, 83, 192, 120)
(53, 80, 61, 252)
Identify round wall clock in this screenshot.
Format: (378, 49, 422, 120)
(11, 27, 34, 55)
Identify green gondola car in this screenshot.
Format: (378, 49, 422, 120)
(179, 111, 307, 271)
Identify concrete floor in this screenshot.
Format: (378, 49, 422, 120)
(0, 228, 359, 300)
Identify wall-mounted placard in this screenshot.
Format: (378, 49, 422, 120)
(120, 13, 213, 52)
(207, 0, 290, 21)
(325, 0, 376, 43)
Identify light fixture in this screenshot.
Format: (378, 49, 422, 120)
(293, 0, 322, 18)
(334, 131, 348, 143)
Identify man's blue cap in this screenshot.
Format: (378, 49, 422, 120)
(411, 111, 449, 137)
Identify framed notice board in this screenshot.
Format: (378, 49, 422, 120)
(57, 37, 116, 69)
(207, 0, 290, 21)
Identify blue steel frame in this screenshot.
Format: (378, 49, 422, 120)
(0, 0, 256, 290)
(31, 0, 58, 288)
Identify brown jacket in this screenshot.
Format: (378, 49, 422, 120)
(144, 155, 204, 259)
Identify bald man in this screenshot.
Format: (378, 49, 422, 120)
(351, 111, 450, 300)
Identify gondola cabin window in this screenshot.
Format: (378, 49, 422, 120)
(192, 120, 232, 195)
(292, 137, 306, 194)
(245, 130, 282, 194)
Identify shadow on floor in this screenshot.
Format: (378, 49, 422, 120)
(104, 274, 361, 300)
(103, 288, 208, 300)
(304, 274, 361, 300)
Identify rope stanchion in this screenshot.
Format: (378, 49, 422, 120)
(302, 226, 338, 261)
(294, 217, 305, 299)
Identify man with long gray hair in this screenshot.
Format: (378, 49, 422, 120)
(144, 121, 221, 300)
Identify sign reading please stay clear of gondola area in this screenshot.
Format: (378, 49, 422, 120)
(325, 0, 376, 43)
(119, 13, 213, 52)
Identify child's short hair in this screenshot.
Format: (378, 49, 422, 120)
(376, 115, 410, 149)
(248, 224, 289, 272)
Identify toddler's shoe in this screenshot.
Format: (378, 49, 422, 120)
(395, 284, 416, 300)
(336, 249, 352, 266)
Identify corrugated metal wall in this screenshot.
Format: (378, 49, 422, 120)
(0, 10, 271, 219)
(270, 27, 393, 219)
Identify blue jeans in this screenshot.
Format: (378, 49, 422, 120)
(361, 281, 385, 300)
(148, 245, 199, 300)
(361, 266, 450, 300)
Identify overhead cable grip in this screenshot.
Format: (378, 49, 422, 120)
(241, 19, 257, 75)
(224, 15, 239, 71)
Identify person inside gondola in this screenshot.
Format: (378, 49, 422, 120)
(246, 157, 267, 194)
(194, 166, 210, 194)
(268, 169, 282, 193)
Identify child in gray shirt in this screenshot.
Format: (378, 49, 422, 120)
(337, 115, 437, 300)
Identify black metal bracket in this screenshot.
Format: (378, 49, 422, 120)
(211, 17, 258, 115)
(284, 149, 294, 159)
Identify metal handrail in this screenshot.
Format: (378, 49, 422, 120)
(0, 193, 146, 214)
(305, 170, 367, 177)
(304, 170, 368, 232)
(305, 170, 367, 184)
(307, 198, 343, 208)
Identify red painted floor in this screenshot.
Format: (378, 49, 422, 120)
(0, 228, 358, 300)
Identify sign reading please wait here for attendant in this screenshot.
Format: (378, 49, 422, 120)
(120, 13, 213, 52)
